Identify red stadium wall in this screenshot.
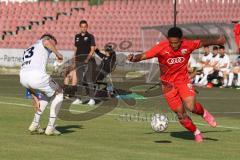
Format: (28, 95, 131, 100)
(0, 0, 240, 51)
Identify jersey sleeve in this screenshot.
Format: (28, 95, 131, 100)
(95, 49, 105, 58)
(187, 40, 201, 52)
(145, 44, 162, 59)
(223, 56, 230, 65)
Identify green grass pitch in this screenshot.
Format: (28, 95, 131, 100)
(0, 75, 240, 160)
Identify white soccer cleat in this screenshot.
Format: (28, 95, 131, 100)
(28, 123, 44, 134)
(45, 126, 61, 136)
(72, 98, 83, 105)
(87, 99, 95, 106)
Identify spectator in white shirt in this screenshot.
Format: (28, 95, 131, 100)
(215, 45, 230, 87)
(198, 46, 219, 86)
(227, 55, 240, 88)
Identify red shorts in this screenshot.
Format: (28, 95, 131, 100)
(163, 82, 195, 111)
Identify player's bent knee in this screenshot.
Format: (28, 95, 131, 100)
(176, 112, 188, 120)
(55, 92, 64, 102)
(185, 103, 195, 112)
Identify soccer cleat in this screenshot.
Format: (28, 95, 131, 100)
(203, 109, 217, 128)
(72, 98, 83, 105)
(206, 83, 213, 88)
(195, 133, 203, 143)
(219, 85, 226, 89)
(28, 123, 44, 134)
(236, 86, 240, 90)
(45, 126, 61, 136)
(87, 99, 95, 106)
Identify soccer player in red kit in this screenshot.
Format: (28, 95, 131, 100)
(234, 23, 240, 54)
(128, 27, 226, 142)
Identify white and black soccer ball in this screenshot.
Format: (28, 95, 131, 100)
(151, 113, 168, 132)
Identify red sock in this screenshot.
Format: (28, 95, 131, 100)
(179, 116, 197, 133)
(192, 102, 204, 116)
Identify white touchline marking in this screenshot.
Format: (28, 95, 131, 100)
(0, 101, 30, 107)
(2, 96, 240, 115)
(169, 120, 240, 130)
(1, 100, 240, 130)
(1, 95, 240, 100)
(211, 112, 240, 114)
(0, 95, 26, 100)
(197, 97, 240, 100)
(1, 96, 240, 114)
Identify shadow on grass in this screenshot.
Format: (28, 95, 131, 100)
(201, 130, 232, 133)
(147, 130, 232, 142)
(144, 131, 171, 134)
(170, 130, 232, 141)
(56, 125, 83, 134)
(154, 140, 172, 143)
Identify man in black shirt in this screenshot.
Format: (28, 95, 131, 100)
(95, 45, 116, 97)
(95, 44, 116, 81)
(72, 20, 96, 105)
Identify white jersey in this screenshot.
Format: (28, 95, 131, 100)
(216, 54, 230, 69)
(201, 53, 213, 63)
(209, 54, 220, 66)
(20, 40, 51, 74)
(188, 55, 197, 68)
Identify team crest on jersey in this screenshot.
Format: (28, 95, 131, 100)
(187, 83, 192, 88)
(164, 51, 170, 55)
(181, 49, 188, 54)
(187, 83, 194, 92)
(84, 37, 88, 41)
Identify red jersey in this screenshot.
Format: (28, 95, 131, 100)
(145, 39, 201, 84)
(234, 24, 240, 48)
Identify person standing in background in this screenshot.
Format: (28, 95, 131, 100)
(72, 20, 97, 106)
(234, 22, 240, 54)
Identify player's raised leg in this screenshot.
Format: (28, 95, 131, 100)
(164, 88, 203, 142)
(183, 96, 217, 128)
(176, 106, 203, 143)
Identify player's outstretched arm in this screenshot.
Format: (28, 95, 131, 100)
(128, 53, 147, 62)
(200, 35, 226, 47)
(43, 39, 63, 61)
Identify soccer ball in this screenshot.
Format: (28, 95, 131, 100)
(151, 113, 168, 132)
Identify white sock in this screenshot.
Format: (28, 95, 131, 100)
(194, 128, 201, 136)
(199, 75, 208, 85)
(194, 75, 201, 84)
(228, 72, 234, 86)
(223, 78, 228, 86)
(32, 100, 48, 125)
(237, 73, 240, 86)
(48, 93, 63, 127)
(48, 117, 57, 128)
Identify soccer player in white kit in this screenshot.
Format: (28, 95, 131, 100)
(19, 34, 64, 135)
(228, 56, 240, 88)
(215, 45, 230, 87)
(194, 46, 213, 84)
(197, 46, 219, 86)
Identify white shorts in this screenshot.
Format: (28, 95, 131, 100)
(203, 67, 214, 75)
(218, 68, 230, 77)
(20, 71, 59, 97)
